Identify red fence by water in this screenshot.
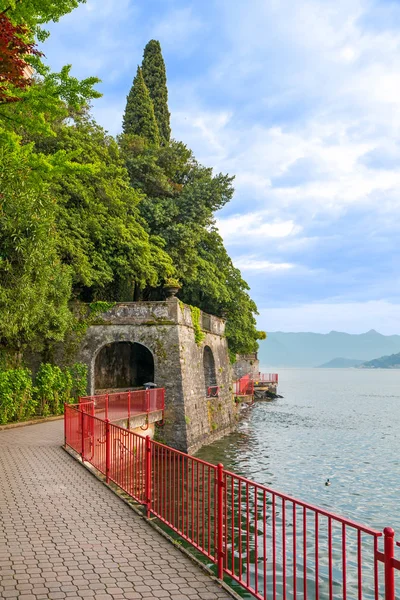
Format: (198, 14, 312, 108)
(234, 373, 279, 398)
(256, 372, 279, 384)
(64, 403, 400, 600)
(234, 374, 255, 396)
(79, 388, 165, 422)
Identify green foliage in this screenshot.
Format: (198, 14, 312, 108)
(122, 67, 160, 146)
(0, 130, 73, 365)
(33, 362, 87, 417)
(142, 40, 171, 143)
(0, 361, 88, 424)
(0, 368, 35, 424)
(33, 115, 173, 302)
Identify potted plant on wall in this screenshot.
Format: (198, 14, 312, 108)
(163, 277, 182, 298)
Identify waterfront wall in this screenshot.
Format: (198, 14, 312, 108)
(233, 352, 260, 379)
(76, 298, 236, 453)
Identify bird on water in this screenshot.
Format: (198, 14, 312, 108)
(325, 478, 331, 486)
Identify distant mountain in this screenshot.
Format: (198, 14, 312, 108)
(258, 330, 400, 368)
(360, 352, 400, 369)
(317, 358, 365, 368)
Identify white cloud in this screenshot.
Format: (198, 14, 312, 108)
(233, 257, 294, 272)
(169, 0, 400, 221)
(216, 213, 300, 244)
(258, 301, 400, 335)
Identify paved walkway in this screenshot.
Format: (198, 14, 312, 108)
(0, 421, 232, 600)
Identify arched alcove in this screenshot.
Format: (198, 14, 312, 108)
(203, 345, 217, 395)
(94, 342, 154, 392)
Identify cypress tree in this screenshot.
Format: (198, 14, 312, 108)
(122, 66, 160, 145)
(142, 40, 171, 144)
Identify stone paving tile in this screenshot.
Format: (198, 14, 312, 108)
(0, 422, 233, 599)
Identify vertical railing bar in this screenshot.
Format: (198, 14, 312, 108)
(282, 498, 286, 600)
(303, 507, 307, 600)
(208, 467, 212, 557)
(315, 512, 319, 600)
(342, 523, 347, 600)
(191, 458, 195, 542)
(246, 483, 250, 589)
(293, 502, 297, 600)
(273, 493, 276, 600)
(263, 490, 267, 600)
(185, 456, 189, 538)
(358, 529, 362, 600)
(196, 461, 200, 547)
(328, 517, 333, 600)
(224, 471, 228, 569)
(373, 536, 378, 600)
(217, 464, 224, 579)
(231, 476, 235, 577)
(239, 479, 242, 581)
(254, 487, 259, 596)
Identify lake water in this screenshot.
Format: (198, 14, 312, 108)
(197, 368, 400, 532)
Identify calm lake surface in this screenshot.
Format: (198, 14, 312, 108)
(196, 368, 400, 533)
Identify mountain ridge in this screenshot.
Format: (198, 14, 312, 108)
(258, 330, 400, 367)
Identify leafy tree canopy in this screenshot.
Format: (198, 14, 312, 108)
(33, 114, 173, 302)
(0, 130, 72, 365)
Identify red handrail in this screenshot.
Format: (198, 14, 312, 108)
(64, 404, 398, 600)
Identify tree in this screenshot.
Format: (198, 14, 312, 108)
(0, 131, 72, 365)
(122, 67, 160, 145)
(0, 14, 42, 104)
(142, 40, 171, 144)
(34, 115, 173, 302)
(0, 0, 86, 32)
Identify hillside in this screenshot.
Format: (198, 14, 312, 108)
(317, 358, 365, 368)
(360, 352, 400, 369)
(258, 330, 400, 367)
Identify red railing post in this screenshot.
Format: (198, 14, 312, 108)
(105, 393, 109, 420)
(384, 527, 396, 600)
(128, 390, 131, 428)
(145, 435, 152, 518)
(105, 418, 110, 484)
(64, 404, 67, 447)
(217, 463, 224, 580)
(81, 409, 85, 461)
(146, 389, 150, 413)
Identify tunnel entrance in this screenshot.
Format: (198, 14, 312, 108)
(94, 342, 154, 393)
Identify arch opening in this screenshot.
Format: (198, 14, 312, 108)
(94, 342, 154, 393)
(203, 345, 217, 396)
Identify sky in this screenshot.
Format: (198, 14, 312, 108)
(42, 0, 400, 334)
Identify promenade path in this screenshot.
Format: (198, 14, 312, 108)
(0, 421, 232, 600)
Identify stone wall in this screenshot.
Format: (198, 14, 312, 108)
(232, 353, 260, 379)
(76, 299, 236, 453)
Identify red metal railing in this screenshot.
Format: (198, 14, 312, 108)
(79, 388, 165, 423)
(207, 385, 219, 398)
(256, 372, 279, 384)
(234, 374, 254, 397)
(64, 405, 400, 600)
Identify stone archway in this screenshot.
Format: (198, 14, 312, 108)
(94, 341, 154, 393)
(203, 345, 217, 395)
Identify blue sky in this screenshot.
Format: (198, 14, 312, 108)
(43, 0, 400, 334)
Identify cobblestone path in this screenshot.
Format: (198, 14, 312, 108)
(0, 421, 232, 600)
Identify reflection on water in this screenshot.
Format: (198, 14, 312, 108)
(196, 368, 400, 598)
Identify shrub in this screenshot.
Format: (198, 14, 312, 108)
(0, 362, 88, 424)
(34, 363, 88, 416)
(0, 369, 36, 424)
